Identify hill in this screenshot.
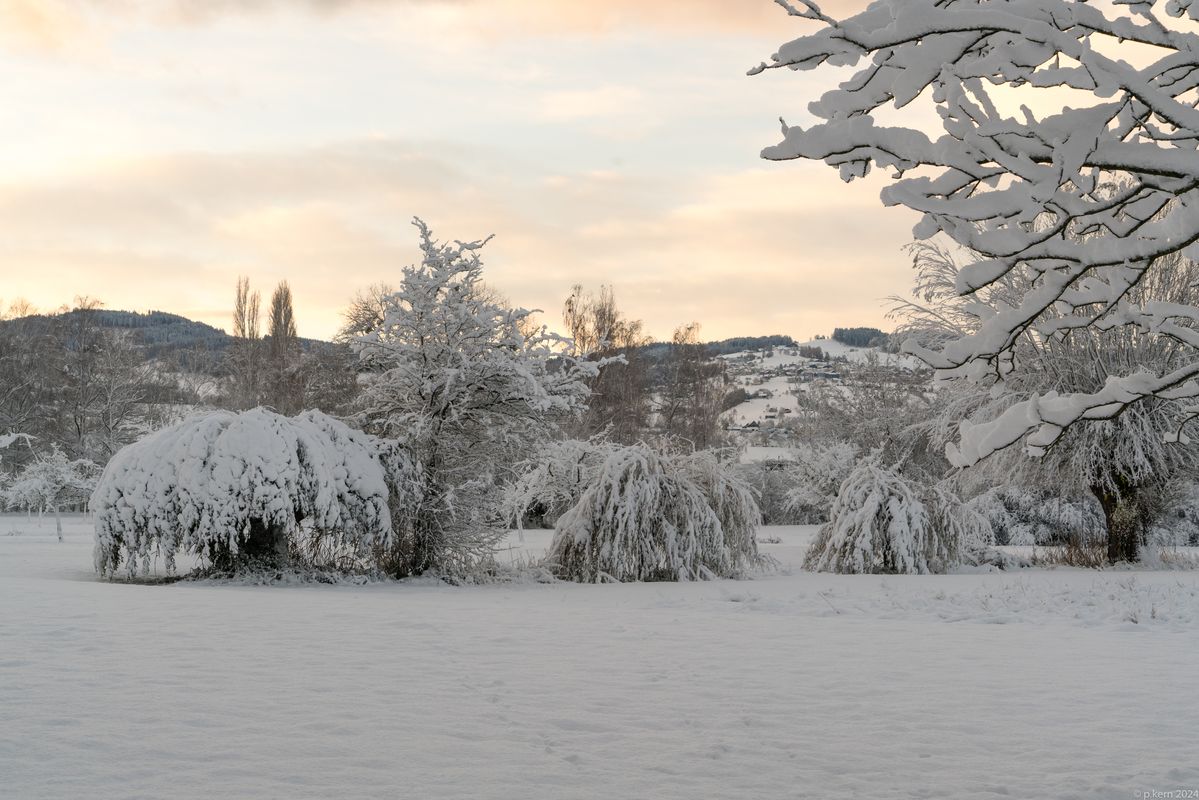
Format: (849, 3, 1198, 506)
(0, 308, 329, 366)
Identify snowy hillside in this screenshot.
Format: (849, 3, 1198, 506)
(793, 337, 920, 368)
(720, 337, 924, 430)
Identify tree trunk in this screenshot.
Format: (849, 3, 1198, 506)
(242, 518, 289, 565)
(1092, 482, 1142, 564)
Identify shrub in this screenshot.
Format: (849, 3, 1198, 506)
(536, 442, 763, 582)
(804, 458, 989, 574)
(93, 408, 415, 577)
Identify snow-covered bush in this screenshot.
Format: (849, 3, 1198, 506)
(925, 483, 994, 567)
(783, 441, 858, 522)
(504, 438, 603, 529)
(92, 408, 414, 578)
(804, 458, 988, 574)
(538, 442, 762, 582)
(968, 487, 1103, 547)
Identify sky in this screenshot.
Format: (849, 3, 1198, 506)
(0, 0, 921, 342)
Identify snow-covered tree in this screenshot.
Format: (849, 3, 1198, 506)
(5, 446, 98, 542)
(754, 0, 1199, 476)
(0, 432, 33, 463)
(782, 440, 859, 521)
(537, 442, 763, 582)
(657, 323, 726, 449)
(92, 408, 414, 578)
(679, 448, 762, 568)
(896, 243, 1199, 561)
(352, 219, 596, 577)
(804, 455, 989, 574)
(504, 438, 602, 529)
(968, 486, 1104, 547)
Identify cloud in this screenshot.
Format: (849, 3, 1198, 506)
(0, 0, 88, 50)
(0, 136, 918, 342)
(537, 86, 644, 122)
(0, 0, 842, 53)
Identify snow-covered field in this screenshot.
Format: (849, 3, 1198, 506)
(4, 515, 1199, 799)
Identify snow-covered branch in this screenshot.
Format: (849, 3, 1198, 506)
(756, 0, 1199, 461)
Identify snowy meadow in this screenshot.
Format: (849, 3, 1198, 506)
(4, 515, 1199, 799)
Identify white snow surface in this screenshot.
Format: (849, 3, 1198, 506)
(3, 515, 1198, 799)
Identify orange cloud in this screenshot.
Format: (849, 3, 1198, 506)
(0, 139, 917, 342)
(0, 0, 88, 50)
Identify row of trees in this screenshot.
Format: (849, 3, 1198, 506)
(562, 285, 729, 448)
(226, 278, 358, 416)
(0, 299, 182, 469)
(93, 219, 763, 581)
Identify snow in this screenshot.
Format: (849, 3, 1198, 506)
(790, 338, 919, 368)
(4, 515, 1199, 798)
(738, 445, 797, 465)
(724, 374, 801, 427)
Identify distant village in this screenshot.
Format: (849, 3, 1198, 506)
(720, 339, 921, 432)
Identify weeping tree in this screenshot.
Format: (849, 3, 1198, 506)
(804, 455, 991, 574)
(895, 243, 1199, 562)
(754, 0, 1199, 562)
(515, 441, 763, 582)
(781, 441, 859, 522)
(504, 438, 601, 529)
(92, 408, 415, 577)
